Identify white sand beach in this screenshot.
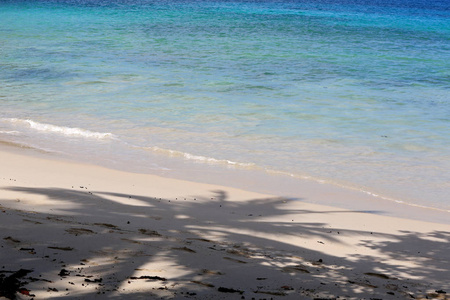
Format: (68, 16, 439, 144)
(1, 145, 449, 299)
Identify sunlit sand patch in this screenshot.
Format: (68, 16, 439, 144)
(94, 193, 154, 207)
(175, 214, 192, 219)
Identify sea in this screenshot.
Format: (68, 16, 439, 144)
(1, 0, 449, 212)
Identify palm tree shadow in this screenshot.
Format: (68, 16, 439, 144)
(1, 186, 449, 299)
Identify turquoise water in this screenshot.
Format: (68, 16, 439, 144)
(1, 0, 449, 210)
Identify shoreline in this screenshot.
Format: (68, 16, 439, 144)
(1, 143, 449, 299)
(1, 140, 448, 225)
(1, 117, 449, 214)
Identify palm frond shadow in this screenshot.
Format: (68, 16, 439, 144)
(1, 186, 449, 299)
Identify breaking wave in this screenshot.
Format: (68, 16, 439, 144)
(2, 118, 116, 140)
(137, 145, 257, 169)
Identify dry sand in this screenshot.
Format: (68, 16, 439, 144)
(0, 145, 449, 299)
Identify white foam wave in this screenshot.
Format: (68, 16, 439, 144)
(2, 118, 116, 140)
(0, 130, 21, 135)
(138, 145, 257, 168)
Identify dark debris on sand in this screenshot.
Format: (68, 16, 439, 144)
(0, 269, 34, 299)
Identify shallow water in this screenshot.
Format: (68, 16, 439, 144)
(1, 0, 449, 210)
